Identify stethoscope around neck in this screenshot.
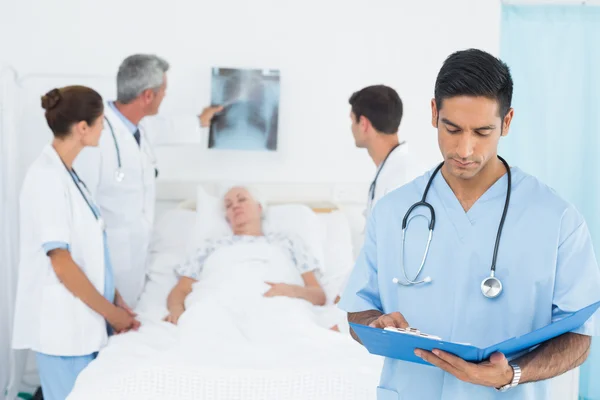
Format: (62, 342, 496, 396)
(58, 158, 106, 232)
(392, 155, 512, 299)
(368, 141, 406, 207)
(104, 116, 158, 183)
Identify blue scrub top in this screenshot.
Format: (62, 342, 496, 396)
(42, 171, 115, 304)
(339, 166, 600, 400)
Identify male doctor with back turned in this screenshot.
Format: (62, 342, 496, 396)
(332, 84, 421, 311)
(348, 84, 420, 219)
(339, 48, 600, 399)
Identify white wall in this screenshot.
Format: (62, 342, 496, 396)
(0, 65, 21, 400)
(0, 0, 500, 187)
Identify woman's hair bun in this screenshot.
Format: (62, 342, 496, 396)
(41, 88, 62, 111)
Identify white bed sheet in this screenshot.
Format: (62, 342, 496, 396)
(68, 227, 382, 400)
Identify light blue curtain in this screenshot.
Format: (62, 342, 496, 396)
(500, 4, 600, 399)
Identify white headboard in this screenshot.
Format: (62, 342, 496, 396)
(156, 180, 370, 210)
(155, 180, 370, 259)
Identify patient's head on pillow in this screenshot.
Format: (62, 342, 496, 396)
(223, 186, 263, 235)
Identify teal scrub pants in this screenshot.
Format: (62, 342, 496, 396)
(34, 352, 98, 400)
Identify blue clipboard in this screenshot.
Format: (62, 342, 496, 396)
(350, 300, 600, 366)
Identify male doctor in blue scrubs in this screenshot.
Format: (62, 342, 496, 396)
(339, 48, 600, 399)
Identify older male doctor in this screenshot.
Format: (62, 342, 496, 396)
(74, 54, 168, 307)
(339, 49, 600, 399)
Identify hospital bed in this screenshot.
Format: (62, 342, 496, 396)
(66, 182, 382, 400)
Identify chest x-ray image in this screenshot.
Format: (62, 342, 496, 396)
(208, 67, 280, 151)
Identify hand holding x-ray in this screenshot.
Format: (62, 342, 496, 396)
(198, 105, 224, 127)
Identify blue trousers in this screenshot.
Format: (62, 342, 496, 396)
(35, 352, 98, 400)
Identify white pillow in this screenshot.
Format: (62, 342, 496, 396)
(264, 204, 326, 271)
(194, 185, 326, 272)
(196, 186, 230, 239)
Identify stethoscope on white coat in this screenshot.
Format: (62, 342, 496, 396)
(367, 141, 406, 211)
(104, 117, 159, 182)
(59, 158, 106, 232)
(392, 155, 511, 299)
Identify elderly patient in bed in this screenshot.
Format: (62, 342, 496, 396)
(164, 186, 327, 325)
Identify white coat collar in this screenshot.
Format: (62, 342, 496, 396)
(104, 102, 133, 136)
(106, 101, 138, 134)
(42, 143, 67, 169)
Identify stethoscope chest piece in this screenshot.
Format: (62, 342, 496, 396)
(481, 275, 503, 298)
(114, 169, 125, 182)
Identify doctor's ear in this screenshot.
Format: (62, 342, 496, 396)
(359, 115, 372, 134)
(73, 120, 89, 137)
(501, 108, 514, 137)
(431, 99, 439, 128)
(141, 88, 156, 104)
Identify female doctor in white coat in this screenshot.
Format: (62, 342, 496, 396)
(12, 86, 140, 400)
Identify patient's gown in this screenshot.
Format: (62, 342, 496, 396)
(168, 233, 374, 370)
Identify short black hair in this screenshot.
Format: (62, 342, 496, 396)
(349, 85, 403, 134)
(435, 49, 513, 117)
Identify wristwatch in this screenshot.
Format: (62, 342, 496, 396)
(496, 363, 521, 392)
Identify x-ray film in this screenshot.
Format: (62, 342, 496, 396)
(208, 68, 280, 151)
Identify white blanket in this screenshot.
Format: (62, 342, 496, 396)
(68, 240, 382, 400)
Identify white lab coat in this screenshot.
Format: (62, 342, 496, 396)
(365, 143, 421, 217)
(12, 145, 108, 356)
(74, 103, 157, 307)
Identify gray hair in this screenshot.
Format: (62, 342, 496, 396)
(116, 54, 169, 104)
